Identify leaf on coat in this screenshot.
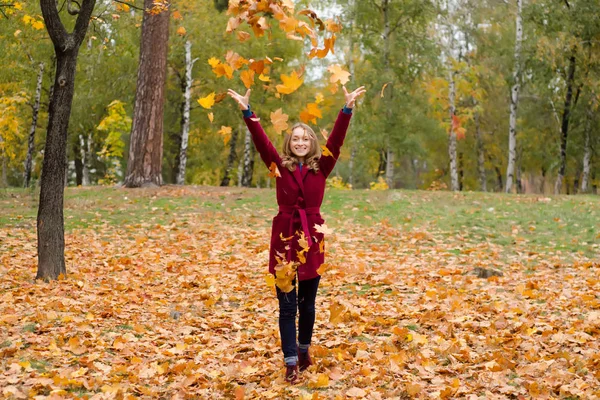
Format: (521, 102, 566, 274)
(321, 145, 334, 158)
(327, 64, 351, 85)
(275, 261, 297, 293)
(270, 108, 289, 134)
(198, 92, 216, 109)
(268, 162, 281, 178)
(319, 239, 325, 254)
(265, 274, 275, 287)
(280, 233, 293, 242)
(314, 223, 333, 235)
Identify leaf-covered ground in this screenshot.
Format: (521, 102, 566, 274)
(1, 186, 599, 399)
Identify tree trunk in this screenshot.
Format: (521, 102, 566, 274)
(37, 0, 96, 280)
(554, 53, 577, 195)
(348, 145, 356, 188)
(581, 96, 595, 193)
(176, 40, 196, 185)
(448, 68, 459, 191)
(475, 112, 486, 191)
(221, 125, 239, 186)
(505, 0, 522, 193)
(73, 134, 83, 186)
(124, 0, 170, 188)
(382, 0, 394, 189)
(79, 133, 91, 185)
(24, 62, 45, 187)
(241, 128, 255, 187)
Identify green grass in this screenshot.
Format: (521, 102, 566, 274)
(1, 186, 598, 259)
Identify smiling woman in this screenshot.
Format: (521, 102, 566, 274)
(226, 85, 365, 384)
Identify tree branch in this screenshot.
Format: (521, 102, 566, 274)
(389, 15, 411, 35)
(67, 0, 81, 15)
(73, 0, 97, 46)
(40, 0, 70, 47)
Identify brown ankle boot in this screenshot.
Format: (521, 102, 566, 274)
(298, 350, 313, 372)
(285, 364, 299, 384)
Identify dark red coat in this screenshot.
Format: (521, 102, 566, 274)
(244, 110, 352, 281)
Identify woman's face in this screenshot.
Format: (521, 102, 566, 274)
(290, 127, 311, 159)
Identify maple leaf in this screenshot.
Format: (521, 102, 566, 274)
(314, 223, 333, 235)
(315, 93, 324, 104)
(258, 73, 270, 82)
(321, 145, 334, 158)
(212, 63, 234, 79)
(176, 26, 186, 36)
(240, 69, 255, 89)
(172, 10, 183, 20)
(198, 93, 216, 109)
(275, 261, 297, 293)
(325, 18, 342, 33)
(327, 64, 351, 85)
(208, 57, 220, 68)
(270, 108, 289, 134)
(237, 31, 251, 42)
(268, 162, 281, 178)
(218, 126, 232, 145)
(276, 71, 303, 95)
(300, 103, 322, 124)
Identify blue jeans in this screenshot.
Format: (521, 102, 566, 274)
(276, 276, 320, 365)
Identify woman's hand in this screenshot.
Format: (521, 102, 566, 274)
(227, 88, 251, 110)
(343, 86, 366, 108)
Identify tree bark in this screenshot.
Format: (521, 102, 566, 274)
(241, 128, 255, 187)
(176, 40, 196, 185)
(505, 0, 522, 193)
(37, 0, 96, 281)
(448, 68, 459, 191)
(581, 96, 595, 193)
(348, 145, 356, 188)
(221, 125, 239, 186)
(554, 53, 577, 195)
(475, 112, 486, 191)
(124, 0, 170, 188)
(24, 62, 45, 187)
(382, 0, 394, 189)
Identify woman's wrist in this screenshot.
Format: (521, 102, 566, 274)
(242, 104, 252, 117)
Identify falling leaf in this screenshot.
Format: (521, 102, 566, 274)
(327, 64, 351, 85)
(237, 31, 251, 42)
(218, 126, 232, 145)
(320, 128, 329, 140)
(268, 162, 281, 178)
(314, 223, 333, 235)
(315, 93, 324, 104)
(176, 26, 186, 36)
(240, 69, 255, 89)
(300, 103, 322, 124)
(258, 74, 270, 82)
(321, 145, 333, 158)
(198, 92, 216, 109)
(381, 82, 390, 98)
(276, 71, 303, 95)
(270, 108, 289, 134)
(208, 113, 214, 123)
(208, 57, 220, 68)
(212, 63, 234, 79)
(172, 10, 183, 20)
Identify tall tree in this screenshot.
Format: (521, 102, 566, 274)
(124, 0, 170, 187)
(37, 0, 96, 280)
(175, 40, 197, 185)
(24, 62, 44, 187)
(505, 0, 522, 193)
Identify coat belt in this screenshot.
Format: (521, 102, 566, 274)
(278, 205, 320, 256)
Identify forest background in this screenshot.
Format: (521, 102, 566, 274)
(1, 0, 599, 194)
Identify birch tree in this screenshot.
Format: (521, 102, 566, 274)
(175, 40, 197, 185)
(505, 0, 522, 193)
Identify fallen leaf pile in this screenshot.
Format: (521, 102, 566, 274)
(1, 186, 599, 399)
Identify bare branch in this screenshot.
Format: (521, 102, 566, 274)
(67, 0, 81, 15)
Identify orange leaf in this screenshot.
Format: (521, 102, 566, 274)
(268, 162, 281, 178)
(208, 113, 214, 123)
(172, 10, 183, 20)
(270, 108, 289, 134)
(176, 26, 186, 36)
(240, 69, 255, 89)
(212, 63, 234, 79)
(237, 31, 251, 42)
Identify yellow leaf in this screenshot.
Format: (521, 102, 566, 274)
(270, 108, 289, 134)
(329, 301, 346, 324)
(31, 20, 45, 30)
(14, 30, 22, 37)
(381, 82, 390, 98)
(208, 57, 220, 68)
(258, 73, 270, 82)
(327, 64, 351, 85)
(315, 93, 324, 104)
(276, 71, 303, 95)
(309, 373, 329, 388)
(321, 145, 333, 158)
(265, 274, 275, 287)
(22, 15, 32, 24)
(198, 92, 216, 109)
(208, 112, 214, 123)
(176, 26, 186, 36)
(213, 63, 234, 79)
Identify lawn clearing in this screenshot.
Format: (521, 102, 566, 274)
(1, 186, 599, 398)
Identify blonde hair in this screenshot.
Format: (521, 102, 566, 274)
(281, 123, 321, 172)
